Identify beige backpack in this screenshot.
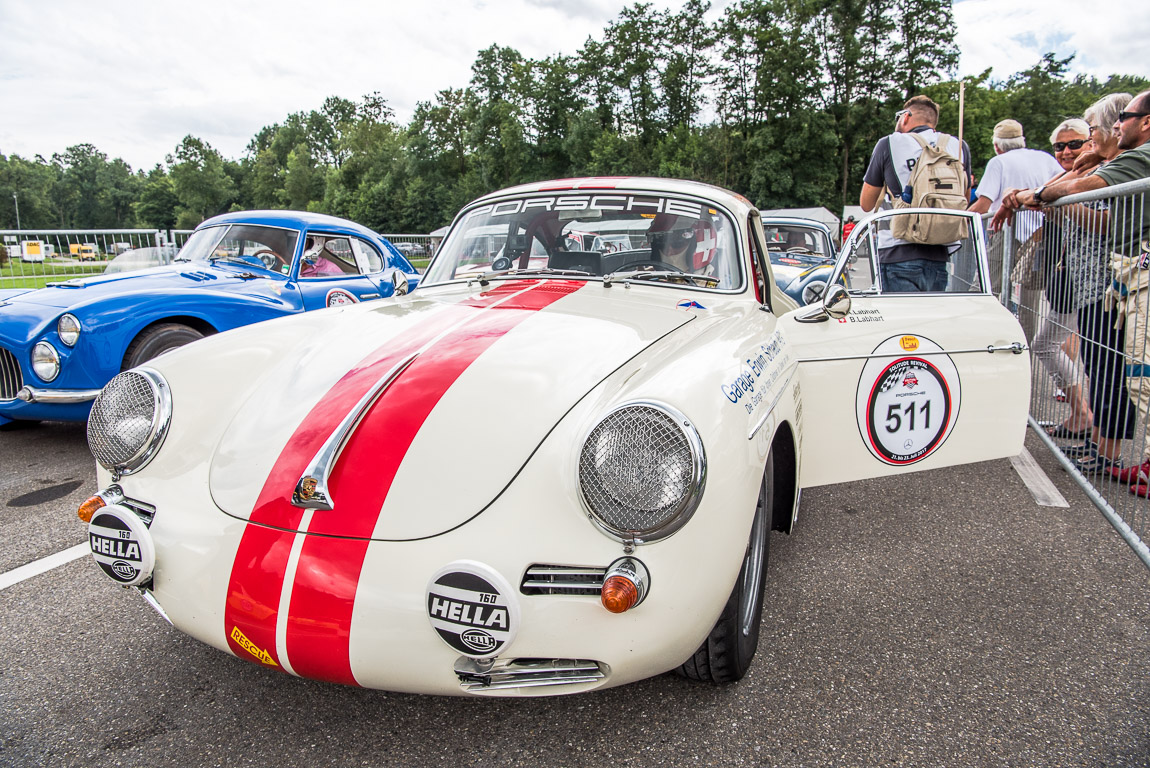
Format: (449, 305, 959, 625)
(890, 132, 970, 245)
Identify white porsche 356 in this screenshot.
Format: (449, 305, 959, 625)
(81, 177, 1029, 696)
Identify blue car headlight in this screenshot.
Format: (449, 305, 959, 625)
(31, 342, 60, 382)
(58, 314, 81, 346)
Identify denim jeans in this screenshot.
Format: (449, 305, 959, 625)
(880, 259, 948, 293)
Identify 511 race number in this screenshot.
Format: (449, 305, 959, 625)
(856, 336, 961, 465)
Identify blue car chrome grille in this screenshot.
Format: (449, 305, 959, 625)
(0, 347, 21, 400)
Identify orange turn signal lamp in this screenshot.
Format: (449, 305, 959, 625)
(78, 487, 123, 523)
(600, 557, 650, 614)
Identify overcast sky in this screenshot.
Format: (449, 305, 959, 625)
(0, 0, 1145, 171)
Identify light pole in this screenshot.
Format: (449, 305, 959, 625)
(12, 193, 19, 230)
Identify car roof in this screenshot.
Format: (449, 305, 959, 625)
(469, 177, 757, 218)
(198, 210, 382, 240)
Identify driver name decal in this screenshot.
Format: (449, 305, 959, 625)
(856, 336, 961, 465)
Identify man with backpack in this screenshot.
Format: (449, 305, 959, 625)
(859, 95, 973, 292)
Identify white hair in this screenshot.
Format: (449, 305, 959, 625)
(1085, 93, 1133, 140)
(993, 136, 1026, 153)
(1049, 118, 1090, 145)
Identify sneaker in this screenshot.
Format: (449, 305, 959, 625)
(1074, 449, 1124, 475)
(1111, 460, 1150, 484)
(1054, 388, 1068, 402)
(1062, 441, 1097, 458)
(1131, 483, 1150, 498)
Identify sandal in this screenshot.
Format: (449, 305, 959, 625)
(1073, 449, 1124, 475)
(1045, 424, 1091, 440)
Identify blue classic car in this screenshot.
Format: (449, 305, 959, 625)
(0, 210, 419, 425)
(762, 217, 849, 305)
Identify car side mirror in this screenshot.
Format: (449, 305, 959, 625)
(823, 283, 850, 319)
(794, 282, 851, 323)
(390, 269, 409, 297)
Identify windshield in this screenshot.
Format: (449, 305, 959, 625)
(425, 193, 743, 290)
(762, 224, 833, 261)
(175, 224, 300, 274)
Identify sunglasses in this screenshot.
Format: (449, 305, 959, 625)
(1117, 110, 1150, 122)
(1052, 139, 1088, 151)
(894, 109, 909, 123)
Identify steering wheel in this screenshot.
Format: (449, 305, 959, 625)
(617, 260, 684, 273)
(786, 246, 813, 254)
(252, 249, 281, 269)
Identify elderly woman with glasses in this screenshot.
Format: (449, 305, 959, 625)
(1022, 118, 1094, 441)
(1002, 94, 1136, 473)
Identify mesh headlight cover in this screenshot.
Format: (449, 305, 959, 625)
(87, 369, 171, 476)
(578, 402, 705, 543)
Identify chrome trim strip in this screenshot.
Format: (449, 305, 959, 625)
(795, 342, 1026, 364)
(14, 386, 103, 404)
(455, 657, 607, 691)
(141, 590, 172, 624)
(292, 352, 419, 511)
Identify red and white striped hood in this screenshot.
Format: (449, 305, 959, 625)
(208, 279, 694, 540)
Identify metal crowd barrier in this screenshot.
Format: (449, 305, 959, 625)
(0, 229, 192, 288)
(0, 228, 433, 287)
(993, 176, 1150, 569)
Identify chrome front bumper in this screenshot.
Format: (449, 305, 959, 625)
(15, 386, 102, 404)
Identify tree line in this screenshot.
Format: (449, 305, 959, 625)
(1, 0, 1145, 234)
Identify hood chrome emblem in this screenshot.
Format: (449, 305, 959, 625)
(291, 352, 418, 511)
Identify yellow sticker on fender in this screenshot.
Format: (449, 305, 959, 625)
(230, 626, 278, 666)
(900, 335, 919, 351)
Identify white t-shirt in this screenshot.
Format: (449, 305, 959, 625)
(978, 148, 1062, 241)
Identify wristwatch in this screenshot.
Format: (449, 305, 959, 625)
(1033, 185, 1047, 203)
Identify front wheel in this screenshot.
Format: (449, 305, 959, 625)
(676, 452, 772, 683)
(123, 323, 205, 369)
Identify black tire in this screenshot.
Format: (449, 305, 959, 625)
(123, 323, 204, 369)
(676, 451, 772, 683)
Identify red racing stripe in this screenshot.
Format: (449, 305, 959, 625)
(283, 280, 583, 684)
(222, 283, 536, 670)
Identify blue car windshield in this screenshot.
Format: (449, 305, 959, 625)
(176, 225, 301, 275)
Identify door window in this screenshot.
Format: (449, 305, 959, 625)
(299, 235, 384, 279)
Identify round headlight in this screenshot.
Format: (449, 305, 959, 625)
(87, 369, 172, 477)
(58, 314, 82, 346)
(578, 401, 705, 544)
(31, 342, 60, 382)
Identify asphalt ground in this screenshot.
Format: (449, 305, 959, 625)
(0, 422, 1147, 768)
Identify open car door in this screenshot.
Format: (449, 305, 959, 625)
(780, 209, 1030, 488)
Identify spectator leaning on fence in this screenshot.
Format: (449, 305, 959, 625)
(859, 95, 972, 293)
(998, 92, 1143, 476)
(1029, 118, 1095, 442)
(969, 119, 1062, 298)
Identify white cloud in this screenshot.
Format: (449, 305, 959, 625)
(0, 0, 1142, 171)
(954, 0, 1149, 81)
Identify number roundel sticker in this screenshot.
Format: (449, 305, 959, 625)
(856, 335, 961, 465)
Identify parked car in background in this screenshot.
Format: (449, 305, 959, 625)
(392, 241, 428, 258)
(0, 210, 419, 425)
(81, 178, 1028, 697)
(761, 217, 846, 305)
